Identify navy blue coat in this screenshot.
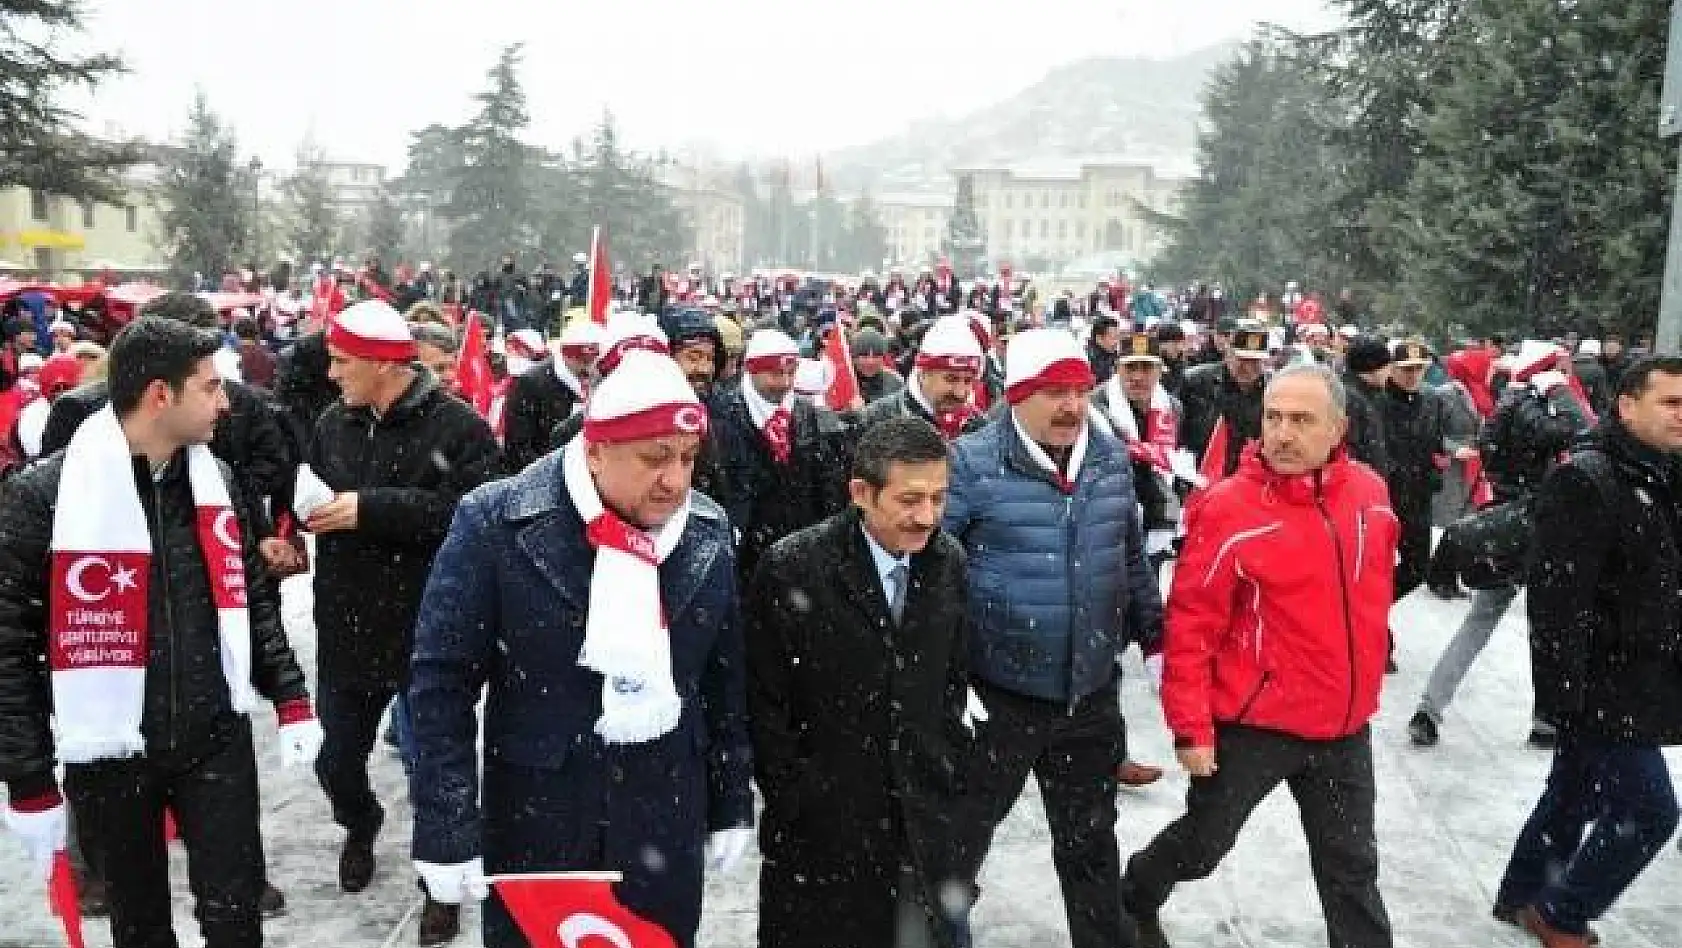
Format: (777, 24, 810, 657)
(407, 450, 753, 947)
(942, 413, 1163, 704)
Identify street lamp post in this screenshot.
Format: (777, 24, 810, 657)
(248, 155, 264, 271)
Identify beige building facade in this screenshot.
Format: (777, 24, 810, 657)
(0, 178, 168, 278)
(662, 163, 746, 276)
(956, 160, 1186, 269)
(876, 193, 951, 269)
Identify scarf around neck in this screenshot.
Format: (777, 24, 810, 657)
(743, 377, 794, 465)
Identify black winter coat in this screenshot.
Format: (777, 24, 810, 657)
(500, 361, 581, 475)
(308, 373, 501, 689)
(1528, 420, 1682, 745)
(0, 450, 308, 799)
(854, 385, 988, 441)
(747, 510, 974, 948)
(708, 385, 849, 579)
(272, 332, 337, 454)
(1384, 383, 1450, 517)
(1179, 362, 1262, 479)
(1341, 372, 1391, 481)
(41, 378, 294, 538)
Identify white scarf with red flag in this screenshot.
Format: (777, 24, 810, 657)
(1104, 375, 1179, 475)
(743, 377, 794, 465)
(49, 406, 259, 763)
(562, 437, 687, 744)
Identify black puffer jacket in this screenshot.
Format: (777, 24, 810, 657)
(0, 450, 308, 799)
(708, 384, 849, 580)
(1480, 382, 1590, 504)
(1529, 420, 1682, 745)
(40, 378, 294, 537)
(500, 361, 581, 475)
(1179, 361, 1263, 479)
(308, 372, 501, 689)
(854, 385, 987, 440)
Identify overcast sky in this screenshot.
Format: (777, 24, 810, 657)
(67, 0, 1340, 172)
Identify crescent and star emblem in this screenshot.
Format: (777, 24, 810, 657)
(672, 405, 704, 433)
(65, 555, 139, 604)
(557, 913, 633, 948)
(212, 509, 241, 551)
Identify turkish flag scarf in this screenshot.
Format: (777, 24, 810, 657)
(48, 406, 258, 763)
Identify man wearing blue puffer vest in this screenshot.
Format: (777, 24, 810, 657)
(943, 327, 1164, 948)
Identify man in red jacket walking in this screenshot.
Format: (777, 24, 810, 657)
(1122, 363, 1399, 948)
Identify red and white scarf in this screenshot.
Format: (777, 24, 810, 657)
(743, 378, 793, 465)
(49, 406, 259, 763)
(1104, 375, 1178, 476)
(563, 438, 687, 744)
(910, 370, 980, 441)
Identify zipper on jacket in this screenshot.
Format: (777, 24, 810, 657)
(1234, 670, 1272, 723)
(1063, 493, 1078, 717)
(1315, 482, 1359, 736)
(147, 475, 178, 753)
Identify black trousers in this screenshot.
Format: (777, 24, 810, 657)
(1125, 725, 1393, 948)
(64, 721, 265, 948)
(1393, 503, 1433, 602)
(315, 674, 396, 836)
(959, 679, 1129, 948)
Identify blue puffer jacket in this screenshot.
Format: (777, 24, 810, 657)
(943, 412, 1163, 705)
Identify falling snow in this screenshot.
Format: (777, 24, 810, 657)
(3, 575, 1681, 947)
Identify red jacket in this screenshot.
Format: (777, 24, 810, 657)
(1163, 445, 1398, 747)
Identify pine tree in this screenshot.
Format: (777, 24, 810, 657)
(1397, 0, 1672, 337)
(444, 44, 537, 270)
(284, 137, 339, 268)
(575, 113, 690, 271)
(943, 175, 986, 275)
(366, 188, 406, 265)
(0, 0, 142, 202)
(154, 93, 253, 287)
(845, 193, 888, 272)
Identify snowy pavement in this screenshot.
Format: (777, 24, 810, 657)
(3, 575, 1682, 948)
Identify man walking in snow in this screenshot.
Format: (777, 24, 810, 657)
(1493, 357, 1682, 947)
(1123, 364, 1398, 948)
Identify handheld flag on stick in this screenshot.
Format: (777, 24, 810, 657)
(823, 321, 860, 412)
(455, 311, 495, 417)
(588, 227, 613, 325)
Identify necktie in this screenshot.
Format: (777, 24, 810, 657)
(888, 561, 909, 625)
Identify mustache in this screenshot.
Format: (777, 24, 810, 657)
(1051, 413, 1084, 426)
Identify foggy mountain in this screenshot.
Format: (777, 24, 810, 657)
(825, 42, 1236, 193)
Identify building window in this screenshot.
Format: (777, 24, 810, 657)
(1079, 193, 1087, 210)
(1004, 193, 1013, 209)
(1039, 192, 1049, 209)
(126, 205, 138, 232)
(1058, 220, 1068, 239)
(30, 189, 49, 221)
(1040, 220, 1049, 239)
(1059, 193, 1069, 209)
(81, 201, 95, 229)
(1004, 220, 1014, 239)
(34, 247, 51, 273)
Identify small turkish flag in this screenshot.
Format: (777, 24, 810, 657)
(49, 850, 85, 948)
(1199, 416, 1231, 485)
(823, 321, 860, 412)
(587, 227, 613, 325)
(491, 871, 675, 948)
(455, 311, 495, 417)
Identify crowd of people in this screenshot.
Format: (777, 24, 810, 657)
(0, 253, 1676, 948)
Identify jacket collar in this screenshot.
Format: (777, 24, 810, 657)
(1588, 418, 1682, 490)
(1235, 442, 1353, 506)
(504, 450, 723, 618)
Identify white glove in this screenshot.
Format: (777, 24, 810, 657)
(705, 826, 755, 874)
(1144, 653, 1165, 694)
(278, 718, 325, 769)
(414, 857, 488, 905)
(962, 687, 990, 733)
(1145, 530, 1176, 559)
(4, 801, 66, 880)
(1530, 370, 1569, 395)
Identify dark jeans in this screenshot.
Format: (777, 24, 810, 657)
(64, 721, 264, 948)
(315, 675, 397, 836)
(1125, 724, 1392, 948)
(1496, 740, 1679, 936)
(959, 679, 1128, 948)
(1393, 507, 1432, 602)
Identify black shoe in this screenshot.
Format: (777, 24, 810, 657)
(1527, 727, 1558, 749)
(1427, 581, 1465, 600)
(1385, 657, 1399, 674)
(339, 808, 384, 893)
(1493, 903, 1599, 945)
(77, 875, 109, 917)
(1408, 711, 1439, 747)
(417, 897, 461, 947)
(259, 881, 287, 918)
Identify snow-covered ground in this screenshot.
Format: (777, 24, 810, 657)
(4, 574, 1682, 948)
